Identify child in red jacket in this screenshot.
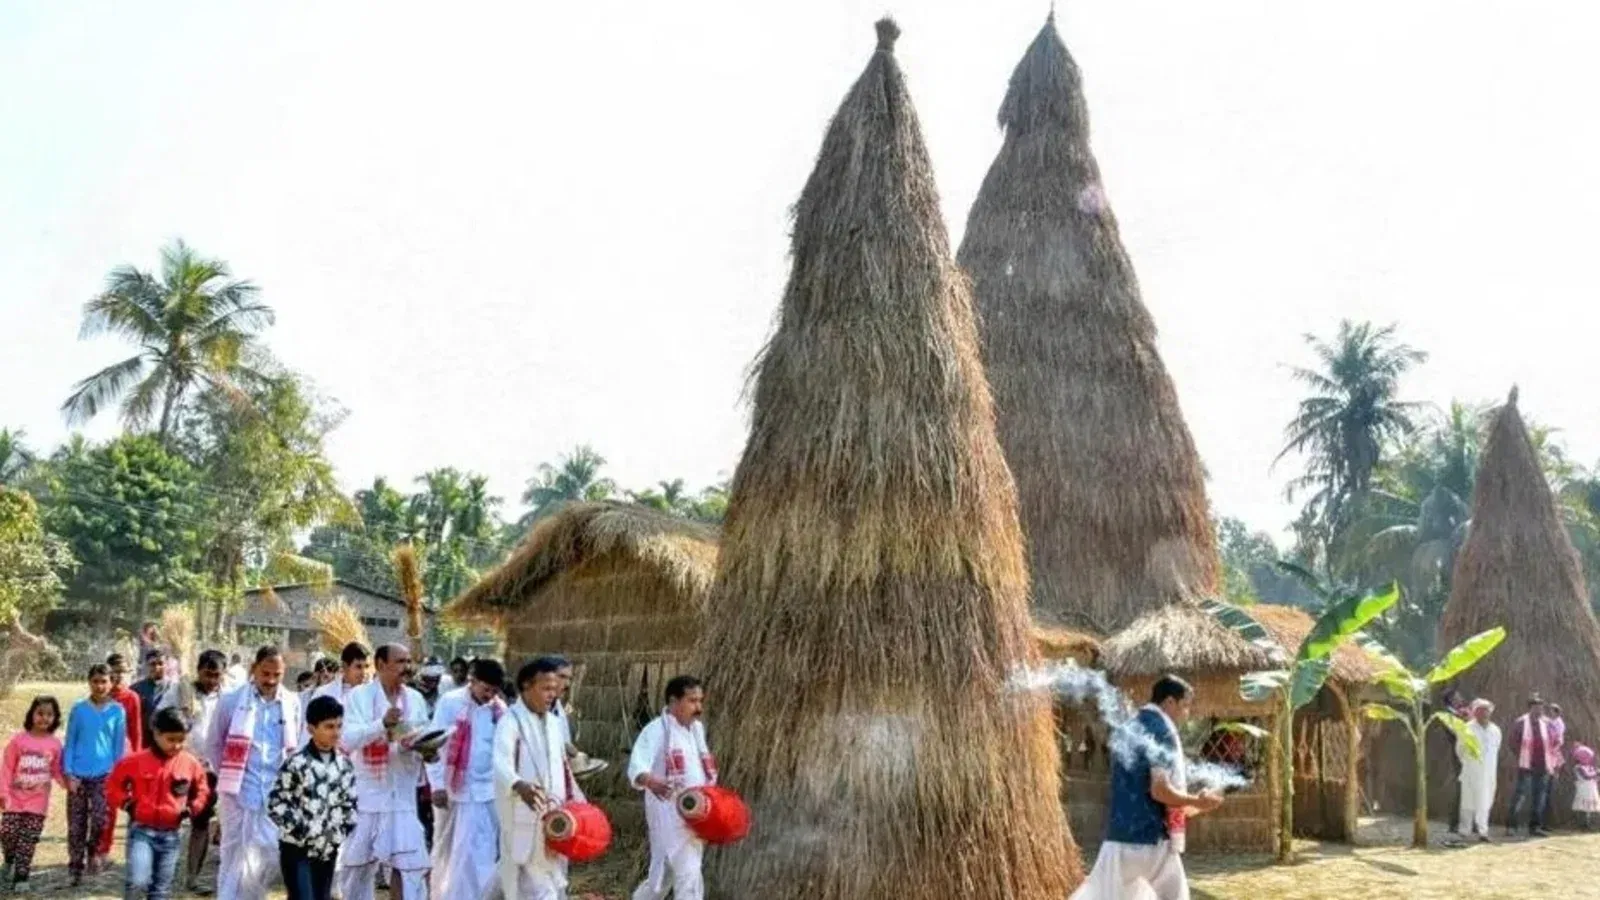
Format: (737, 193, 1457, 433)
(106, 707, 209, 900)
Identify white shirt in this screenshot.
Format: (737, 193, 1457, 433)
(339, 680, 431, 814)
(425, 686, 501, 804)
(223, 663, 248, 692)
(493, 702, 573, 869)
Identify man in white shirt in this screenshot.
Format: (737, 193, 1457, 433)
(338, 644, 433, 900)
(1458, 698, 1503, 841)
(494, 657, 582, 900)
(628, 675, 713, 900)
(426, 658, 507, 900)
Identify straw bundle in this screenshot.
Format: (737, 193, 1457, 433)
(310, 596, 370, 657)
(694, 20, 1078, 898)
(1438, 388, 1600, 824)
(159, 605, 195, 668)
(393, 544, 426, 656)
(956, 15, 1218, 634)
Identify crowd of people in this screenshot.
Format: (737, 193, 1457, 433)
(1446, 690, 1600, 840)
(0, 625, 718, 900)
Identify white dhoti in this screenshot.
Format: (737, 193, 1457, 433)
(1070, 840, 1189, 900)
(1458, 719, 1502, 835)
(217, 795, 281, 900)
(631, 839, 703, 900)
(339, 810, 430, 900)
(433, 799, 500, 900)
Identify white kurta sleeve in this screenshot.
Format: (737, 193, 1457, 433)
(493, 711, 522, 795)
(627, 719, 663, 789)
(424, 693, 456, 789)
(339, 686, 388, 753)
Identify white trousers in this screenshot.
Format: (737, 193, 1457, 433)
(340, 863, 425, 900)
(501, 861, 566, 900)
(217, 795, 281, 900)
(433, 799, 500, 900)
(1070, 839, 1189, 900)
(632, 841, 704, 900)
(1460, 795, 1491, 834)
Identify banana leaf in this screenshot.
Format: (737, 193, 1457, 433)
(1432, 711, 1482, 760)
(1363, 703, 1415, 737)
(1298, 583, 1399, 662)
(1425, 627, 1507, 685)
(1356, 633, 1424, 700)
(1289, 656, 1335, 710)
(1240, 669, 1291, 703)
(1202, 599, 1287, 661)
(1214, 721, 1270, 740)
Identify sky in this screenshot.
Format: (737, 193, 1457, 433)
(4, 1, 1600, 538)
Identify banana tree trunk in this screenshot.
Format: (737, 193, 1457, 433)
(1278, 698, 1295, 863)
(1412, 704, 1429, 848)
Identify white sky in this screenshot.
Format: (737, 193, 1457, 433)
(4, 1, 1599, 537)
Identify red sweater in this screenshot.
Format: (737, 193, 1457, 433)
(105, 748, 209, 831)
(109, 685, 143, 753)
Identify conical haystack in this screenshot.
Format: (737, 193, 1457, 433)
(694, 20, 1078, 898)
(1439, 388, 1600, 824)
(956, 15, 1217, 634)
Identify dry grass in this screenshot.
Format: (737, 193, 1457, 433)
(1438, 390, 1600, 825)
(393, 544, 426, 655)
(308, 597, 369, 656)
(1101, 602, 1276, 679)
(955, 14, 1218, 635)
(693, 18, 1077, 899)
(158, 605, 195, 667)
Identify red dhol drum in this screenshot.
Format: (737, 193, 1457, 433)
(676, 785, 751, 845)
(544, 801, 612, 862)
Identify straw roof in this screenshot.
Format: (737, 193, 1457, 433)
(1439, 389, 1600, 819)
(1248, 603, 1375, 686)
(1101, 602, 1278, 680)
(694, 19, 1078, 899)
(956, 15, 1218, 634)
(1033, 624, 1102, 668)
(445, 501, 718, 624)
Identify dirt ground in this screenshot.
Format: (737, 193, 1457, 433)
(13, 681, 1599, 899)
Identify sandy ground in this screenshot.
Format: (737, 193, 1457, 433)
(11, 682, 1598, 899)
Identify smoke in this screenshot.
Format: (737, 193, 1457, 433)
(1013, 661, 1252, 792)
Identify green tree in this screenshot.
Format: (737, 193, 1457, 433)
(1214, 516, 1317, 607)
(41, 434, 209, 622)
(520, 445, 616, 524)
(1359, 627, 1505, 847)
(63, 240, 274, 442)
(1279, 321, 1427, 568)
(1207, 569, 1398, 863)
(0, 487, 77, 621)
(629, 479, 692, 516)
(0, 430, 36, 487)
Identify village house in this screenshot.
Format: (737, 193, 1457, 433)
(234, 580, 431, 665)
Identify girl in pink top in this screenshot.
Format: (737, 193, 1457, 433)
(0, 696, 66, 890)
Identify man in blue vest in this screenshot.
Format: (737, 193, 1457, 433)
(1073, 674, 1224, 900)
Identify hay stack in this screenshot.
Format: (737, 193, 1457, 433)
(1438, 388, 1600, 824)
(694, 20, 1078, 898)
(159, 605, 195, 668)
(393, 544, 426, 657)
(956, 15, 1217, 634)
(310, 597, 370, 657)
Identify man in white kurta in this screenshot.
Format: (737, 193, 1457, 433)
(494, 658, 582, 900)
(339, 644, 433, 900)
(426, 658, 507, 900)
(628, 676, 712, 900)
(1458, 698, 1503, 840)
(205, 648, 302, 900)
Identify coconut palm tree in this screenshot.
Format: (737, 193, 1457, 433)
(0, 430, 34, 486)
(1279, 320, 1427, 563)
(519, 445, 616, 524)
(62, 240, 274, 442)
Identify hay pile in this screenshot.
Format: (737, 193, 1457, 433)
(159, 605, 195, 668)
(694, 19, 1078, 898)
(1438, 388, 1600, 824)
(956, 14, 1218, 634)
(393, 544, 426, 656)
(310, 597, 370, 657)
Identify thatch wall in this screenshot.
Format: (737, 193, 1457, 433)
(956, 15, 1218, 634)
(1437, 390, 1600, 826)
(445, 501, 717, 759)
(693, 19, 1078, 899)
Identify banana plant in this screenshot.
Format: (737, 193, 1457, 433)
(1204, 565, 1398, 863)
(1358, 625, 1506, 847)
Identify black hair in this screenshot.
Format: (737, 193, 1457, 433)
(315, 658, 338, 674)
(547, 654, 572, 671)
(374, 644, 409, 664)
(1150, 674, 1194, 706)
(666, 675, 703, 702)
(143, 649, 164, 663)
(341, 642, 370, 665)
(254, 645, 283, 666)
(469, 658, 505, 687)
(449, 656, 469, 669)
(106, 653, 127, 668)
(197, 650, 226, 671)
(152, 707, 190, 735)
(295, 671, 315, 687)
(88, 663, 110, 679)
(23, 696, 61, 734)
(516, 657, 565, 690)
(305, 695, 344, 727)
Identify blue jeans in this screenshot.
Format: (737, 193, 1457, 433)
(125, 824, 181, 900)
(279, 841, 335, 900)
(1508, 769, 1551, 831)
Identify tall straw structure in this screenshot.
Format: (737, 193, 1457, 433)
(1438, 388, 1600, 823)
(393, 544, 427, 658)
(694, 19, 1078, 899)
(956, 15, 1218, 634)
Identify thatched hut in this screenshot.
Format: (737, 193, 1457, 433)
(1080, 603, 1371, 851)
(693, 19, 1079, 899)
(956, 15, 1218, 635)
(1438, 388, 1600, 825)
(446, 501, 718, 757)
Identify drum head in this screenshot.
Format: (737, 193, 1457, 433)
(544, 809, 575, 840)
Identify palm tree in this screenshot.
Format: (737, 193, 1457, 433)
(519, 445, 616, 524)
(0, 429, 35, 486)
(1279, 320, 1427, 563)
(629, 478, 691, 515)
(62, 240, 274, 442)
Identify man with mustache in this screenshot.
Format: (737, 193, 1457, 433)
(627, 675, 714, 900)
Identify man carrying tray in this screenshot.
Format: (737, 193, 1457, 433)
(627, 675, 714, 900)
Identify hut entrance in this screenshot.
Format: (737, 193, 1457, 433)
(1291, 683, 1358, 840)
